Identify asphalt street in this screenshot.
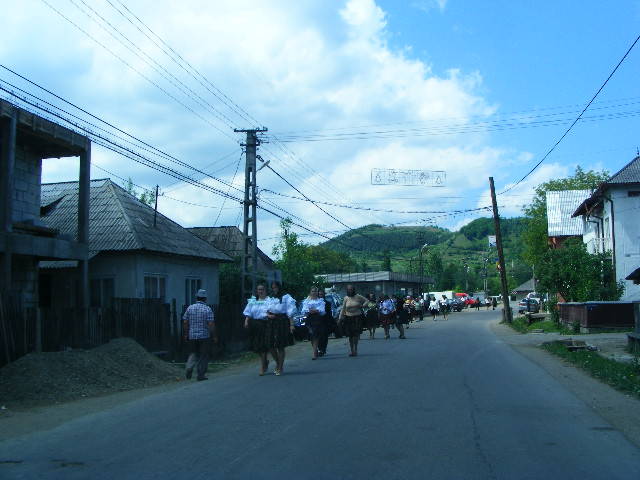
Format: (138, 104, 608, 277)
(2, 309, 640, 479)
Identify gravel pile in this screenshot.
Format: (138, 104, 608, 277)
(0, 338, 182, 409)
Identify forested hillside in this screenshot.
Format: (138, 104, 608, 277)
(319, 217, 531, 293)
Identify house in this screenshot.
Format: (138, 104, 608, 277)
(39, 179, 232, 309)
(573, 156, 640, 301)
(316, 271, 433, 298)
(187, 226, 280, 285)
(511, 278, 536, 302)
(545, 190, 591, 248)
(0, 99, 90, 309)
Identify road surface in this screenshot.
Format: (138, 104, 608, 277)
(2, 309, 640, 479)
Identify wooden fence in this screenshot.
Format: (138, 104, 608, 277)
(0, 295, 247, 368)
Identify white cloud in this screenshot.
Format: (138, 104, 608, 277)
(2, 0, 531, 253)
(411, 1, 449, 14)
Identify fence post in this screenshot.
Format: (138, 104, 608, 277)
(35, 307, 42, 353)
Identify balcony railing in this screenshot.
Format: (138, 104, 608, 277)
(587, 237, 612, 255)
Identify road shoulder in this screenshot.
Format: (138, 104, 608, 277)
(491, 320, 640, 448)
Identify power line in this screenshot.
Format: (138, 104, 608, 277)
(39, 0, 237, 141)
(499, 32, 640, 195)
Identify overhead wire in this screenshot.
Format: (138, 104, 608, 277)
(499, 32, 640, 195)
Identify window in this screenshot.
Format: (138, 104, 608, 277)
(90, 277, 115, 307)
(185, 278, 202, 305)
(144, 275, 166, 302)
(628, 191, 640, 197)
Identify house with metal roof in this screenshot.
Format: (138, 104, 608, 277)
(545, 190, 591, 248)
(39, 179, 232, 308)
(0, 99, 90, 311)
(187, 226, 280, 285)
(572, 155, 640, 301)
(316, 271, 434, 298)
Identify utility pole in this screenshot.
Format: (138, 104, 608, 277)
(235, 128, 267, 303)
(153, 185, 159, 227)
(489, 177, 512, 323)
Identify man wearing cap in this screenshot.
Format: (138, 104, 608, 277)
(183, 289, 216, 381)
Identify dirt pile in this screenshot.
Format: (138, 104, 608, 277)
(0, 338, 182, 409)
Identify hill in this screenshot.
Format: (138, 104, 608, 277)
(319, 217, 531, 294)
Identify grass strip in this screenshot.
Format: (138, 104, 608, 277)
(542, 342, 640, 399)
(508, 317, 574, 334)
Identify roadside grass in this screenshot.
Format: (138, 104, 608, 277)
(542, 342, 640, 399)
(508, 316, 574, 334)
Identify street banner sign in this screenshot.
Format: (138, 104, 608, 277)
(371, 168, 446, 186)
(488, 235, 496, 247)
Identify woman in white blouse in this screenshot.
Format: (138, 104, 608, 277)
(301, 286, 326, 360)
(243, 284, 275, 376)
(268, 281, 296, 375)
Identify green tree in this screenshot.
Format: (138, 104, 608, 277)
(536, 238, 624, 302)
(522, 166, 609, 269)
(272, 219, 321, 299)
(124, 177, 155, 206)
(382, 250, 392, 271)
(219, 256, 242, 304)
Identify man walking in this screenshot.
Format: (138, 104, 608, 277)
(183, 289, 216, 381)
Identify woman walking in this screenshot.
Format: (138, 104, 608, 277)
(339, 285, 374, 356)
(364, 293, 379, 339)
(439, 295, 449, 320)
(268, 281, 296, 375)
(429, 296, 439, 321)
(379, 295, 396, 339)
(317, 289, 333, 356)
(243, 284, 275, 376)
(301, 286, 326, 360)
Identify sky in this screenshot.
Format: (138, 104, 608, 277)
(1, 0, 639, 255)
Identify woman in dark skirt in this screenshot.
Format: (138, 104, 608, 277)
(339, 284, 374, 357)
(317, 289, 333, 356)
(379, 295, 396, 339)
(268, 281, 296, 375)
(243, 284, 274, 375)
(364, 293, 379, 339)
(301, 286, 326, 359)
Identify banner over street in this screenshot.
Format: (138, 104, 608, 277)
(371, 168, 446, 186)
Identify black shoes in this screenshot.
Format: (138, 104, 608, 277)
(185, 368, 193, 380)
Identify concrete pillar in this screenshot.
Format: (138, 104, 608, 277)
(78, 144, 90, 342)
(0, 110, 17, 292)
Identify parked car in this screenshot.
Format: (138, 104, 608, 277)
(448, 298, 464, 312)
(518, 297, 540, 314)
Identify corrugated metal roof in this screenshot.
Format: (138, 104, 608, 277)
(607, 156, 640, 184)
(188, 226, 274, 266)
(317, 271, 433, 284)
(546, 190, 591, 236)
(41, 179, 232, 262)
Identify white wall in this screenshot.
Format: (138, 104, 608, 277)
(611, 186, 640, 300)
(90, 252, 221, 305)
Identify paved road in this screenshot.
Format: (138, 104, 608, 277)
(2, 309, 640, 479)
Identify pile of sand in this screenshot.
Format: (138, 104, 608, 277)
(0, 338, 182, 409)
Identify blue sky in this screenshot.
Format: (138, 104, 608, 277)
(1, 0, 639, 252)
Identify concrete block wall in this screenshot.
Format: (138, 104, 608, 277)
(11, 254, 38, 308)
(12, 145, 42, 224)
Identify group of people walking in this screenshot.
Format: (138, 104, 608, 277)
(182, 285, 497, 379)
(241, 284, 444, 376)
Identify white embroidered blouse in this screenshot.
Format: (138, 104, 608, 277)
(243, 297, 272, 321)
(301, 298, 326, 315)
(268, 294, 297, 318)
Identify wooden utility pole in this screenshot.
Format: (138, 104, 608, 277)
(153, 185, 159, 227)
(235, 128, 267, 304)
(489, 177, 512, 323)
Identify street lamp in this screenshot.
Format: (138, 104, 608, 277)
(418, 243, 429, 298)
